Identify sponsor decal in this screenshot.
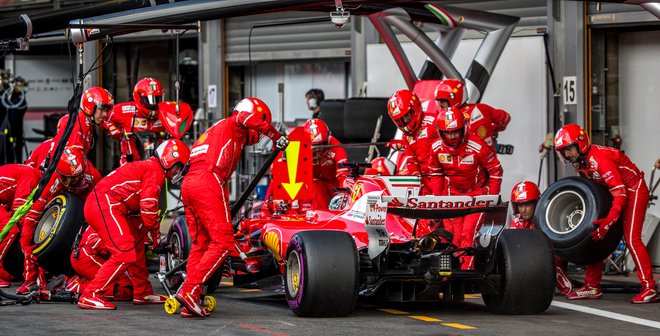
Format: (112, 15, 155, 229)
(460, 154, 474, 165)
(190, 144, 209, 157)
(197, 133, 208, 144)
(386, 195, 498, 210)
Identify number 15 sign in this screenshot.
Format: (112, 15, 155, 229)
(563, 76, 577, 105)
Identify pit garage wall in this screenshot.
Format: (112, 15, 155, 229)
(367, 36, 548, 201)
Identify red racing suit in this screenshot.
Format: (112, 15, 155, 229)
(312, 136, 350, 208)
(69, 226, 132, 299)
(459, 103, 511, 151)
(509, 215, 534, 229)
(428, 133, 503, 254)
(180, 112, 281, 300)
(52, 112, 96, 155)
(21, 169, 100, 284)
(104, 102, 164, 166)
(573, 145, 655, 290)
(0, 165, 39, 281)
(25, 139, 54, 170)
(81, 157, 164, 299)
(397, 112, 439, 195)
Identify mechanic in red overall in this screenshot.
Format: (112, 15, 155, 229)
(435, 79, 511, 152)
(18, 148, 100, 294)
(509, 181, 572, 296)
(428, 108, 503, 268)
(104, 77, 164, 166)
(304, 118, 350, 208)
(554, 124, 659, 304)
(0, 164, 40, 288)
(66, 226, 133, 300)
(25, 138, 54, 171)
(176, 98, 289, 318)
(386, 89, 438, 195)
(77, 139, 189, 310)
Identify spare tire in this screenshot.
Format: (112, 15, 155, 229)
(33, 193, 84, 275)
(535, 176, 623, 265)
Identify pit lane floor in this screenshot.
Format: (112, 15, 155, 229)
(1, 274, 659, 336)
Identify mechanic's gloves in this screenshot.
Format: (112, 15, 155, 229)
(387, 139, 407, 151)
(591, 217, 616, 241)
(275, 135, 290, 150)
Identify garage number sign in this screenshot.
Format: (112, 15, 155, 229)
(563, 76, 577, 105)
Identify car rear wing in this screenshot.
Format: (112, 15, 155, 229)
(382, 195, 507, 219)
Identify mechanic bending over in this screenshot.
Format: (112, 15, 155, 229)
(66, 226, 134, 301)
(0, 164, 40, 288)
(104, 77, 165, 166)
(508, 181, 572, 296)
(175, 98, 289, 318)
(77, 139, 190, 310)
(386, 89, 438, 195)
(554, 124, 659, 304)
(428, 108, 503, 269)
(434, 79, 511, 152)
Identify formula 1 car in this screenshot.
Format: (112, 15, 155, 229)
(162, 127, 555, 316)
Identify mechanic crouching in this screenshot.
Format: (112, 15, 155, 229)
(77, 139, 190, 310)
(554, 124, 659, 304)
(175, 98, 289, 318)
(508, 181, 572, 296)
(428, 108, 503, 269)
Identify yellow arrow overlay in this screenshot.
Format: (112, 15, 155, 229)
(282, 141, 303, 199)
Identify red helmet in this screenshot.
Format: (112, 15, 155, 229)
(133, 77, 163, 113)
(435, 108, 465, 148)
(232, 98, 272, 125)
(155, 139, 190, 179)
(435, 79, 466, 109)
(57, 148, 85, 177)
(370, 157, 396, 175)
(80, 87, 114, 117)
(554, 124, 590, 158)
(511, 181, 541, 203)
(387, 90, 423, 135)
(303, 118, 330, 145)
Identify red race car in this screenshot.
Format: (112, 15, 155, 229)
(162, 127, 555, 317)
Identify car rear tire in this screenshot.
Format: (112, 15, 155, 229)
(535, 176, 623, 265)
(483, 229, 555, 315)
(33, 193, 84, 275)
(284, 230, 359, 317)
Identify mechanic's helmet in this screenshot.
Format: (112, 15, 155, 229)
(435, 108, 466, 148)
(303, 118, 330, 146)
(133, 77, 163, 112)
(370, 157, 396, 176)
(155, 139, 191, 180)
(554, 124, 590, 162)
(80, 87, 114, 118)
(434, 78, 466, 109)
(232, 97, 273, 126)
(387, 89, 423, 135)
(511, 181, 541, 204)
(56, 147, 86, 188)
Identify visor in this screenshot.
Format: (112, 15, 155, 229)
(140, 95, 162, 110)
(393, 108, 415, 130)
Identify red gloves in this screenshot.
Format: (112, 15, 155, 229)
(387, 139, 407, 151)
(591, 216, 617, 241)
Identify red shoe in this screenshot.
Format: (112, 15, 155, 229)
(180, 308, 196, 318)
(631, 288, 660, 304)
(176, 292, 210, 317)
(77, 293, 117, 310)
(64, 276, 82, 294)
(133, 294, 167, 305)
(567, 285, 602, 300)
(555, 266, 572, 296)
(0, 278, 10, 288)
(16, 281, 37, 295)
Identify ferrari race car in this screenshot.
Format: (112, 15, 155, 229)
(162, 127, 555, 317)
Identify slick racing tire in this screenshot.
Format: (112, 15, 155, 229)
(33, 193, 84, 275)
(284, 230, 359, 317)
(165, 215, 223, 294)
(483, 229, 554, 315)
(535, 177, 623, 265)
(2, 239, 24, 280)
